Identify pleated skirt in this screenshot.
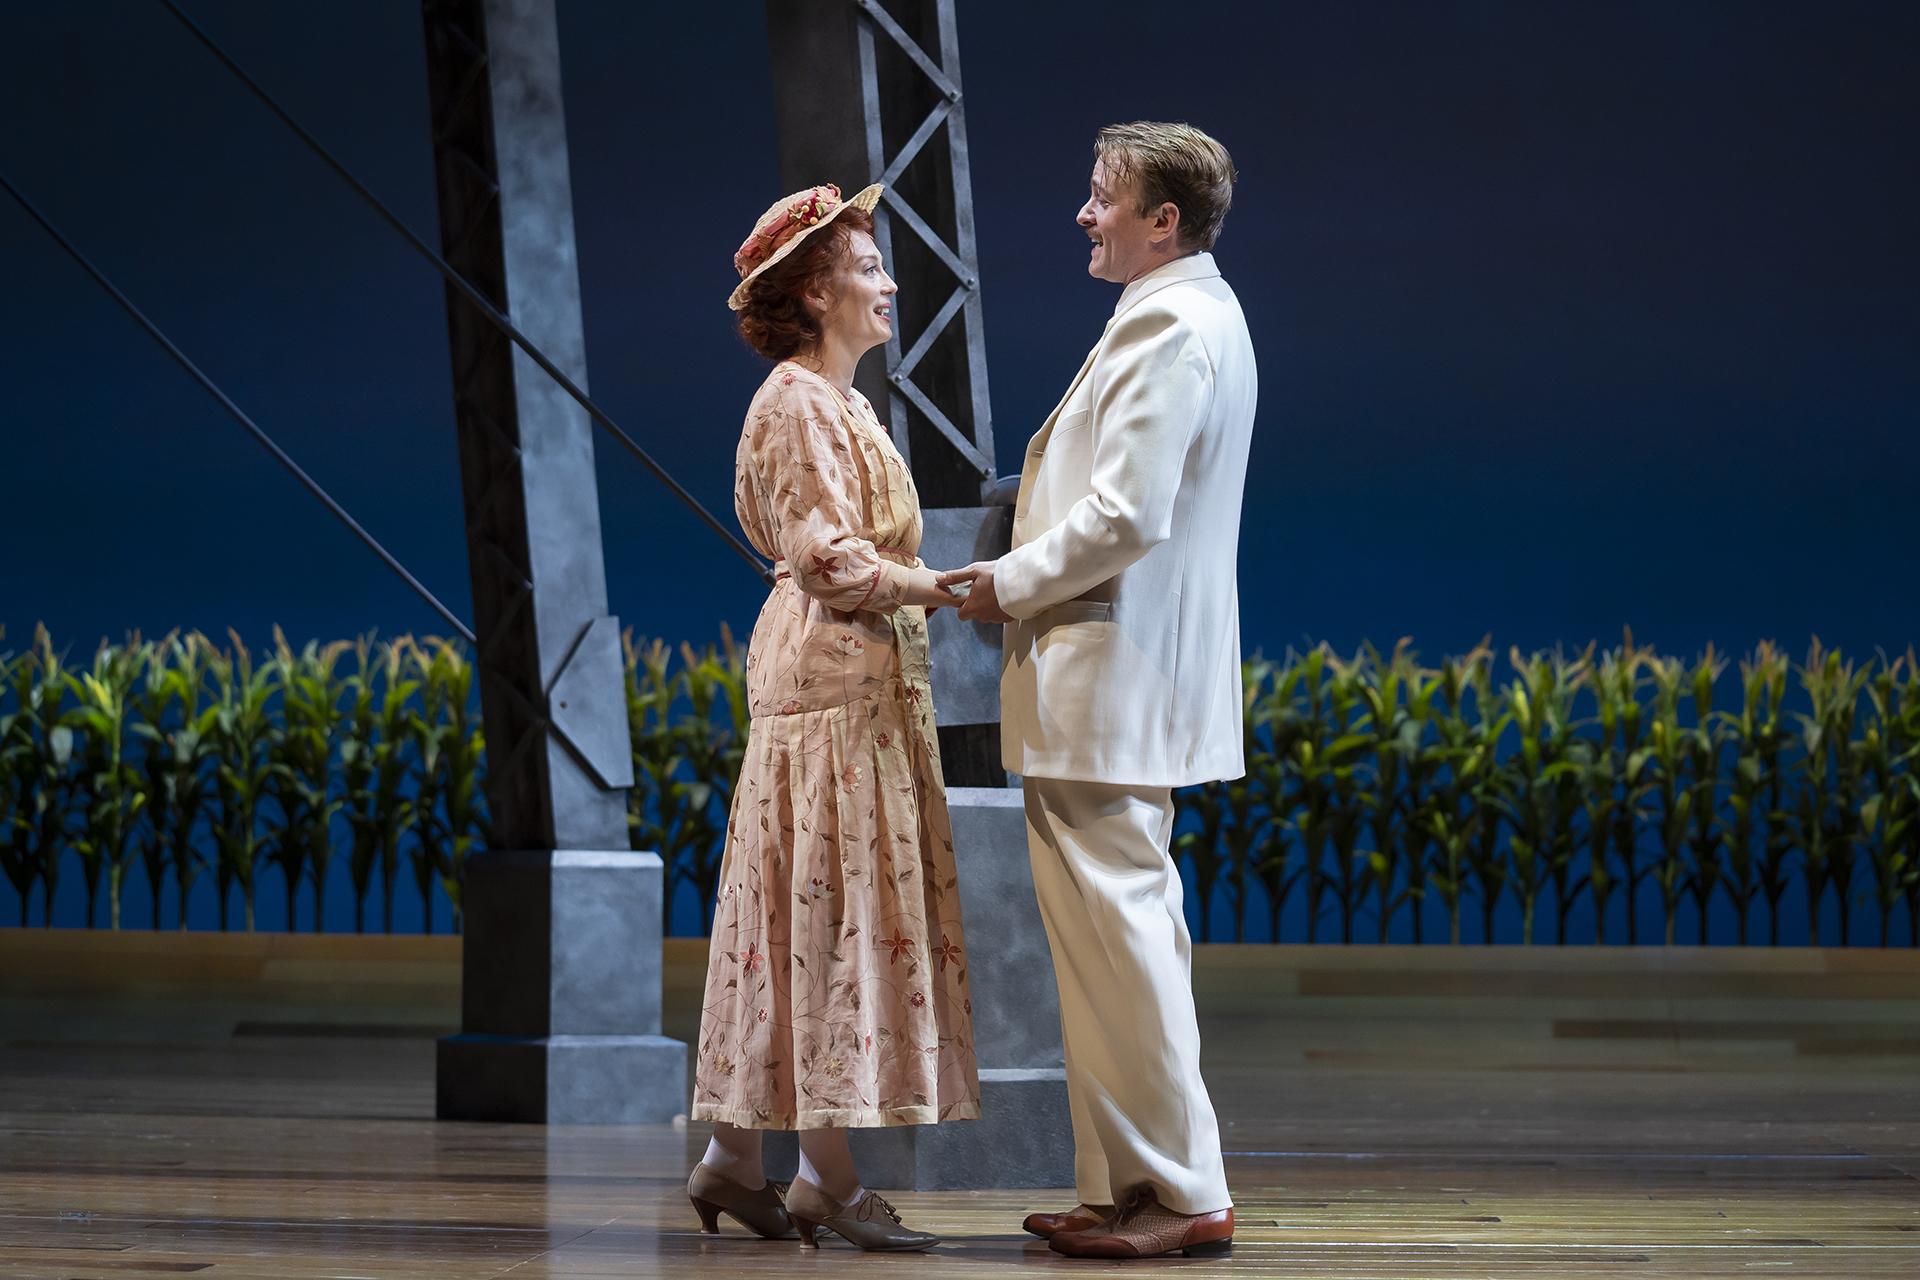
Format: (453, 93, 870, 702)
(690, 639, 981, 1129)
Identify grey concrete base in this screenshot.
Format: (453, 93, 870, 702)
(761, 1067, 1073, 1191)
(946, 787, 1060, 1069)
(438, 848, 687, 1123)
(437, 1032, 686, 1124)
(458, 849, 667, 1038)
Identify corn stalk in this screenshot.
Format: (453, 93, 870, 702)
(1859, 652, 1917, 946)
(1422, 644, 1493, 944)
(1218, 658, 1276, 942)
(67, 637, 148, 929)
(676, 631, 748, 933)
(131, 632, 218, 929)
(1644, 656, 1695, 945)
(406, 638, 485, 934)
(267, 630, 349, 931)
(1174, 782, 1227, 943)
(1358, 641, 1435, 943)
(1461, 654, 1515, 942)
(343, 635, 420, 934)
(1504, 646, 1591, 945)
(1794, 641, 1871, 945)
(1681, 647, 1728, 944)
(1252, 656, 1309, 940)
(208, 631, 276, 931)
(1589, 636, 1649, 941)
(625, 634, 704, 932)
(1324, 652, 1376, 943)
(1177, 661, 1270, 942)
(19, 630, 77, 928)
(1719, 644, 1785, 943)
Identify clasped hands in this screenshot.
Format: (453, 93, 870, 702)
(907, 560, 1013, 624)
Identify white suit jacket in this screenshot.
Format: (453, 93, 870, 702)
(997, 252, 1258, 787)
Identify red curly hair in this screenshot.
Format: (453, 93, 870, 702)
(735, 208, 875, 361)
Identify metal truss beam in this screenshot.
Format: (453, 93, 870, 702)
(766, 0, 996, 507)
(422, 0, 682, 1125)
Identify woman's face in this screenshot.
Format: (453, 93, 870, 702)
(808, 228, 896, 354)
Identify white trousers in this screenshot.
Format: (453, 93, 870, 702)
(1023, 776, 1231, 1214)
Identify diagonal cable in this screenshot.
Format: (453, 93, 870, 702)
(0, 167, 477, 646)
(156, 0, 773, 587)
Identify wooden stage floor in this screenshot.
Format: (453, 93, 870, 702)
(2, 932, 1917, 1277)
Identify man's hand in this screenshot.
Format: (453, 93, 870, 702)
(903, 571, 964, 612)
(937, 561, 1014, 624)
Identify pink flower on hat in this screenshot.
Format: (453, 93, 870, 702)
(734, 184, 843, 278)
(727, 183, 883, 311)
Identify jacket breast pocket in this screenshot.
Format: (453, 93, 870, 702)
(1051, 408, 1091, 439)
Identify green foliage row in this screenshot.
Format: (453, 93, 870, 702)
(5, 626, 1917, 945)
(1177, 635, 1920, 946)
(0, 624, 753, 934)
(0, 625, 488, 932)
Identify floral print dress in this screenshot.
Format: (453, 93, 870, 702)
(691, 362, 980, 1130)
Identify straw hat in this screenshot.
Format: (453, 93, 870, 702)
(728, 182, 884, 311)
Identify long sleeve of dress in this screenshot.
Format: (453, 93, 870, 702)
(750, 376, 915, 614)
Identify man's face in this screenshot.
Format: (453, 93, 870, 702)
(1076, 159, 1167, 284)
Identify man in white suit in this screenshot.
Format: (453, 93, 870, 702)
(939, 121, 1253, 1260)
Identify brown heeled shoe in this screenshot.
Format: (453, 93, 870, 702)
(784, 1177, 939, 1251)
(686, 1162, 795, 1239)
(1022, 1202, 1114, 1238)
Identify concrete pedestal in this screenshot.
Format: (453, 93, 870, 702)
(437, 849, 687, 1123)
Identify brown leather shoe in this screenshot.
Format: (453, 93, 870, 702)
(1022, 1203, 1114, 1238)
(686, 1162, 794, 1238)
(1048, 1185, 1232, 1259)
(784, 1178, 939, 1251)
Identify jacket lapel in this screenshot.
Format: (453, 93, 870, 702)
(1012, 255, 1221, 527)
(1013, 337, 1102, 522)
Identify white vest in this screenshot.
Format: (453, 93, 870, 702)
(997, 253, 1258, 786)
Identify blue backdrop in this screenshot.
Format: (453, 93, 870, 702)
(5, 2, 1916, 942)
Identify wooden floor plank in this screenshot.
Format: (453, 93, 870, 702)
(2, 935, 1915, 1278)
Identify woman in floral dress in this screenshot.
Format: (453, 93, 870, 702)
(684, 183, 979, 1252)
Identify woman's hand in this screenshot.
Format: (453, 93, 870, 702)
(902, 568, 964, 612)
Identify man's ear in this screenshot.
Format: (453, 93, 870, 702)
(1149, 201, 1182, 248)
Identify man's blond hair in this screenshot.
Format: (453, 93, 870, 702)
(1093, 121, 1237, 252)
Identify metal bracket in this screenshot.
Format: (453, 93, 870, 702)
(544, 615, 635, 791)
